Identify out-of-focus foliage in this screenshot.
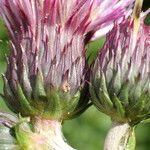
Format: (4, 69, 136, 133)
(144, 13, 150, 25)
(1, 15, 150, 150)
(142, 0, 150, 11)
(0, 19, 10, 112)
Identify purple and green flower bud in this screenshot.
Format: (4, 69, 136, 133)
(0, 0, 134, 121)
(90, 14, 150, 125)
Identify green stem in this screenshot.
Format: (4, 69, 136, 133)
(15, 117, 75, 150)
(104, 122, 135, 150)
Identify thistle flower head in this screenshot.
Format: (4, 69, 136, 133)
(0, 0, 133, 120)
(90, 11, 150, 124)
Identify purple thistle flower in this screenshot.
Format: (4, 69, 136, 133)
(0, 0, 134, 120)
(90, 12, 150, 124)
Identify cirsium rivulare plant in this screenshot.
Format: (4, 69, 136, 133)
(90, 0, 150, 149)
(0, 0, 133, 120)
(0, 0, 134, 150)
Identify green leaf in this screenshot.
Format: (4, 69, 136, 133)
(2, 75, 19, 112)
(34, 71, 46, 99)
(89, 85, 106, 112)
(44, 88, 62, 119)
(127, 92, 147, 119)
(98, 88, 113, 111)
(16, 83, 36, 115)
(112, 94, 125, 118)
(118, 81, 129, 105)
(99, 71, 109, 94)
(126, 128, 136, 150)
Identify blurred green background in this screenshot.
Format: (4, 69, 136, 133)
(1, 15, 150, 150)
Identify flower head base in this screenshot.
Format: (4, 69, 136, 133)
(90, 15, 150, 124)
(0, 112, 75, 150)
(0, 0, 134, 120)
